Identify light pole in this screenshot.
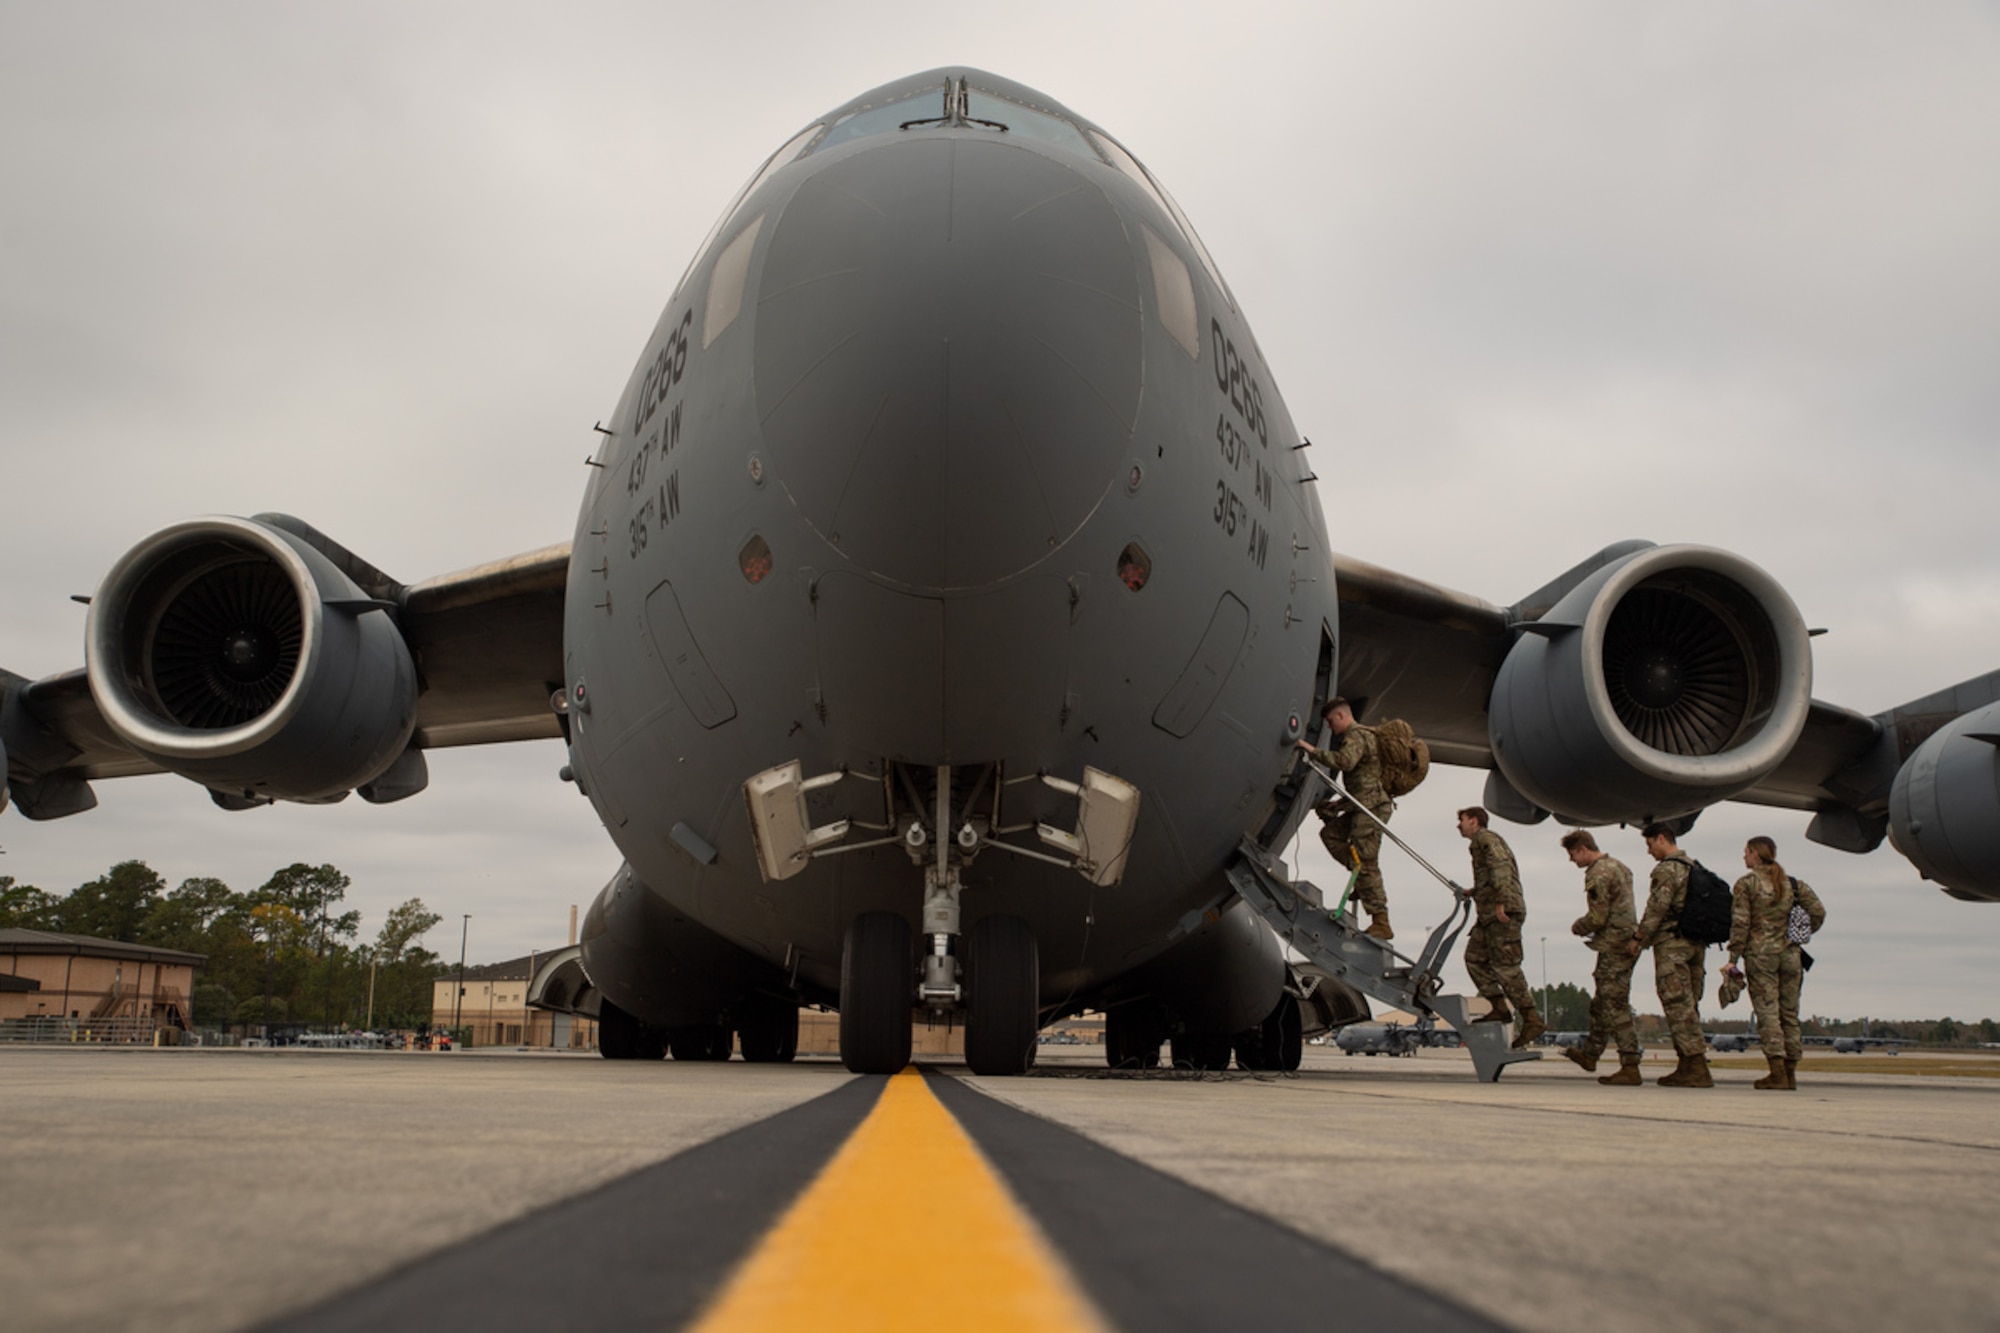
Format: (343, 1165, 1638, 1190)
(1540, 936, 1549, 1029)
(318, 901, 333, 1033)
(453, 914, 470, 1038)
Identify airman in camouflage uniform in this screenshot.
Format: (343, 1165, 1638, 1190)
(1297, 697, 1395, 940)
(1559, 829, 1640, 1085)
(1633, 823, 1711, 1087)
(1456, 807, 1543, 1049)
(1726, 836, 1827, 1090)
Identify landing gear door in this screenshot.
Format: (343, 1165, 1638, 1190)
(744, 761, 849, 882)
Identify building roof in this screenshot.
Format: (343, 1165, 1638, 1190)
(456, 954, 538, 982)
(0, 929, 207, 967)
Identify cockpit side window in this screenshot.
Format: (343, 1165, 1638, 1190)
(1090, 130, 1232, 307)
(674, 120, 824, 300)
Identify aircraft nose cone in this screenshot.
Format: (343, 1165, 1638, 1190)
(753, 136, 1141, 591)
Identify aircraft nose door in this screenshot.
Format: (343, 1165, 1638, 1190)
(753, 136, 1142, 593)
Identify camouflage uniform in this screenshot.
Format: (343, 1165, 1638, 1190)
(1729, 870, 1826, 1063)
(1309, 725, 1392, 925)
(1570, 854, 1639, 1063)
(1462, 828, 1536, 1015)
(1634, 855, 1706, 1058)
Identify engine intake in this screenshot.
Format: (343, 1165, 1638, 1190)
(85, 516, 419, 803)
(1488, 545, 1812, 824)
(1888, 701, 2000, 902)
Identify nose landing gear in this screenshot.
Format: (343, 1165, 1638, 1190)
(784, 760, 1134, 1076)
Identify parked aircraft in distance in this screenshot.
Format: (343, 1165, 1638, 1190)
(4, 69, 1998, 1077)
(1708, 1032, 1757, 1053)
(1336, 1023, 1420, 1057)
(1821, 1036, 1915, 1053)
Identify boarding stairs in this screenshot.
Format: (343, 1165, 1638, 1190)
(1225, 762, 1542, 1082)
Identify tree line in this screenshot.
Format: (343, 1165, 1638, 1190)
(1521, 980, 1995, 1048)
(0, 862, 445, 1031)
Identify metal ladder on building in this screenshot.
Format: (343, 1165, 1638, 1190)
(1224, 763, 1543, 1082)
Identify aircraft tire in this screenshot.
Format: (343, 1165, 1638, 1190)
(964, 916, 1039, 1077)
(738, 998, 799, 1063)
(1171, 1032, 1233, 1071)
(598, 999, 665, 1061)
(840, 911, 913, 1075)
(1232, 995, 1303, 1071)
(1232, 1033, 1270, 1070)
(1105, 1003, 1164, 1070)
(667, 1024, 733, 1061)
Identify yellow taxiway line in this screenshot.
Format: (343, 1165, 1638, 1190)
(690, 1067, 1110, 1333)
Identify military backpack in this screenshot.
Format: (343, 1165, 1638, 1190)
(1671, 856, 1735, 946)
(1374, 718, 1430, 798)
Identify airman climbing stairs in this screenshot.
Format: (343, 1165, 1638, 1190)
(1224, 834, 1543, 1083)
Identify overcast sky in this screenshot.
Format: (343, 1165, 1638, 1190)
(3, 3, 1997, 1021)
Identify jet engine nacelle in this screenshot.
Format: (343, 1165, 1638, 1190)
(1488, 545, 1813, 824)
(85, 516, 419, 803)
(1888, 701, 2000, 902)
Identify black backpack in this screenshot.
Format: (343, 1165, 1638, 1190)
(1673, 857, 1735, 946)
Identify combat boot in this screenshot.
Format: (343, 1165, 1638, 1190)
(1657, 1054, 1693, 1086)
(1598, 1055, 1642, 1086)
(1755, 1055, 1790, 1090)
(1512, 1007, 1546, 1050)
(1473, 998, 1512, 1024)
(1562, 1045, 1599, 1073)
(1681, 1054, 1714, 1088)
(1364, 914, 1394, 942)
(1785, 1057, 1799, 1089)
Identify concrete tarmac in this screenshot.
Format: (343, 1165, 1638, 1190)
(3, 1045, 1996, 1332)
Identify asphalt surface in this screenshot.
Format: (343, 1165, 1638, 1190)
(3, 1045, 1995, 1332)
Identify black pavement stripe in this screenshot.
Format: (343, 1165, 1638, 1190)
(258, 1074, 885, 1333)
(927, 1071, 1510, 1333)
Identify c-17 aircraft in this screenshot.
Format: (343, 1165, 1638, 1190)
(3, 69, 1998, 1077)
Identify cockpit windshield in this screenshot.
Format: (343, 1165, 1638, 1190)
(963, 88, 1094, 157)
(812, 87, 947, 155)
(805, 77, 1095, 161)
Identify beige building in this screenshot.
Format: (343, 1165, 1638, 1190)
(0, 929, 201, 1037)
(432, 954, 597, 1050)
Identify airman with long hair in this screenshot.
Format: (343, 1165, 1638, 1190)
(1725, 836, 1826, 1089)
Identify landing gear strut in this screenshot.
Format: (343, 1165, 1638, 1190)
(667, 1024, 733, 1061)
(1105, 1002, 1165, 1069)
(738, 995, 799, 1063)
(1171, 1031, 1234, 1071)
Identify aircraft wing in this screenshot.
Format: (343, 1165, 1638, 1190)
(1327, 550, 1514, 770)
(397, 541, 571, 749)
(1, 514, 569, 819)
(1329, 544, 2000, 894)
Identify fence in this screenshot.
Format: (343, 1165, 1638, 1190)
(0, 1016, 163, 1045)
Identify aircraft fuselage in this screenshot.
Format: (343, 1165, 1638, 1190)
(561, 70, 1336, 1039)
